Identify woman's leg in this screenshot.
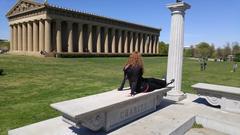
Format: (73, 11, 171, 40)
(146, 78, 167, 91)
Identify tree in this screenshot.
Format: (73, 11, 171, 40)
(195, 42, 211, 58)
(184, 45, 195, 57)
(158, 41, 169, 56)
(209, 44, 215, 58)
(223, 43, 232, 57)
(232, 42, 240, 55)
(216, 47, 224, 58)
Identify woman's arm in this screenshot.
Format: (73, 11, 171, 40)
(118, 70, 127, 91)
(118, 65, 130, 90)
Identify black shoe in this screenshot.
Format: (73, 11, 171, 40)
(167, 79, 175, 86)
(118, 87, 123, 91)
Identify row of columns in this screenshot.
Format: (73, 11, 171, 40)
(10, 20, 160, 54)
(10, 20, 51, 53)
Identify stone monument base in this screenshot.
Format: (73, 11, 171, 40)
(165, 90, 187, 102)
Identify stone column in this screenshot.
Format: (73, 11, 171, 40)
(78, 23, 83, 53)
(166, 2, 191, 101)
(39, 20, 45, 51)
(96, 26, 101, 53)
(144, 35, 149, 54)
(13, 25, 18, 51)
(111, 28, 116, 53)
(152, 35, 156, 54)
(67, 22, 73, 53)
(104, 27, 109, 53)
(88, 24, 93, 53)
(45, 20, 51, 53)
(148, 35, 152, 54)
(129, 32, 133, 53)
(135, 33, 139, 52)
(33, 21, 39, 52)
(118, 30, 122, 53)
(56, 20, 62, 53)
(17, 24, 22, 51)
(27, 22, 33, 52)
(139, 33, 143, 54)
(22, 23, 27, 51)
(124, 31, 128, 53)
(156, 35, 159, 54)
(10, 25, 13, 51)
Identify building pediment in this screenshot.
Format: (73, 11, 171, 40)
(6, 0, 44, 17)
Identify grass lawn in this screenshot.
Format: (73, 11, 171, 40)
(0, 54, 239, 135)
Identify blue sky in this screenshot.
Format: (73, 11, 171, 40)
(0, 0, 239, 47)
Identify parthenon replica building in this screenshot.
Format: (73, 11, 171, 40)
(6, 0, 161, 56)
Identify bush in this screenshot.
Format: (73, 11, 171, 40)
(234, 53, 240, 62)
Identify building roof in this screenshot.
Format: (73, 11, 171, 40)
(6, 0, 161, 32)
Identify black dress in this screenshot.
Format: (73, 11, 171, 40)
(118, 65, 168, 95)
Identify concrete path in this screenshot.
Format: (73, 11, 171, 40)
(185, 128, 228, 135)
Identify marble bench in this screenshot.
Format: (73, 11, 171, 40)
(51, 87, 172, 132)
(192, 83, 240, 113)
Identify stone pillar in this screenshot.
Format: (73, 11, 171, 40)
(139, 33, 143, 54)
(45, 20, 51, 53)
(111, 28, 116, 53)
(13, 25, 18, 51)
(39, 20, 45, 51)
(135, 33, 139, 52)
(88, 24, 93, 53)
(22, 23, 27, 51)
(27, 22, 33, 52)
(78, 23, 83, 53)
(148, 35, 152, 54)
(104, 27, 109, 53)
(144, 35, 149, 54)
(166, 2, 191, 101)
(17, 24, 22, 51)
(118, 30, 122, 53)
(156, 35, 159, 54)
(96, 26, 101, 53)
(33, 21, 39, 52)
(124, 31, 128, 53)
(56, 20, 62, 53)
(129, 32, 133, 53)
(152, 35, 156, 54)
(67, 22, 73, 53)
(10, 25, 13, 51)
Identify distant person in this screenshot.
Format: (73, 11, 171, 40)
(203, 58, 207, 70)
(232, 63, 238, 72)
(199, 58, 204, 71)
(199, 57, 207, 71)
(118, 52, 174, 96)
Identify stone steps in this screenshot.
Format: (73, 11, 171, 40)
(8, 94, 240, 135)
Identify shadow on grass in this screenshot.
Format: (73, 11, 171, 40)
(0, 69, 6, 76)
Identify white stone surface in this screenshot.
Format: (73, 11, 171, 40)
(185, 128, 228, 135)
(166, 2, 191, 101)
(9, 93, 240, 135)
(51, 88, 171, 131)
(192, 83, 240, 113)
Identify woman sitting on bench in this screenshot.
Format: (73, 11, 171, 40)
(118, 51, 174, 96)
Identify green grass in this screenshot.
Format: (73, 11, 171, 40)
(192, 122, 204, 128)
(0, 54, 240, 135)
(0, 41, 9, 50)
